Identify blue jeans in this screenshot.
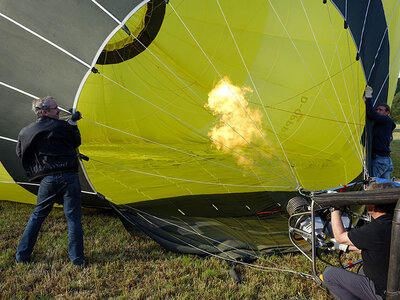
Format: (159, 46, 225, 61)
(323, 266, 383, 299)
(16, 173, 84, 265)
(372, 155, 393, 179)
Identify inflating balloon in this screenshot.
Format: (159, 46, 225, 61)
(1, 0, 400, 259)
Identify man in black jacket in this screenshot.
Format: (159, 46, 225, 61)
(15, 96, 84, 265)
(364, 86, 396, 179)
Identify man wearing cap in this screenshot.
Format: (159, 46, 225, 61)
(15, 96, 84, 266)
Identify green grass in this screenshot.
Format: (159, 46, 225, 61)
(0, 202, 334, 300)
(1, 127, 398, 299)
(391, 126, 400, 179)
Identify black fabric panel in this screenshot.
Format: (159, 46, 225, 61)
(330, 0, 390, 176)
(114, 203, 298, 260)
(97, 0, 166, 65)
(109, 191, 299, 258)
(330, 0, 389, 104)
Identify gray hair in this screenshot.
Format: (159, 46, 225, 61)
(32, 96, 54, 118)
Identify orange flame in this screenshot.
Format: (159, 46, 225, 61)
(206, 77, 264, 164)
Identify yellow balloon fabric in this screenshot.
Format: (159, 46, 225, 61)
(77, 0, 382, 205)
(0, 163, 36, 204)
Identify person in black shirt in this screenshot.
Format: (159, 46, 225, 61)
(364, 85, 396, 179)
(15, 96, 84, 265)
(322, 182, 396, 299)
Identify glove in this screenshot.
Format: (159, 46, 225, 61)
(328, 239, 349, 252)
(364, 85, 373, 98)
(67, 108, 82, 125)
(71, 111, 82, 122)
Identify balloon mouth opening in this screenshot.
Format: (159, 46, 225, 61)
(96, 0, 166, 65)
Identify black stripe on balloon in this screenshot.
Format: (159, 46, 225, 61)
(97, 0, 166, 65)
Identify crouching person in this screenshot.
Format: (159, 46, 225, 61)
(322, 182, 396, 299)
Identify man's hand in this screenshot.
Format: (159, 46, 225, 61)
(68, 109, 82, 125)
(364, 85, 373, 99)
(71, 111, 82, 122)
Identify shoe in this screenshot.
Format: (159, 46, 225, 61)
(73, 260, 85, 268)
(15, 256, 29, 264)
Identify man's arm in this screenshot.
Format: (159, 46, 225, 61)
(364, 86, 390, 123)
(364, 97, 386, 122)
(331, 209, 360, 252)
(67, 110, 81, 148)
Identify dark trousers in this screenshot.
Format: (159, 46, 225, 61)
(323, 266, 383, 300)
(16, 173, 84, 265)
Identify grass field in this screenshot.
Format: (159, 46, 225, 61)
(1, 127, 399, 299)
